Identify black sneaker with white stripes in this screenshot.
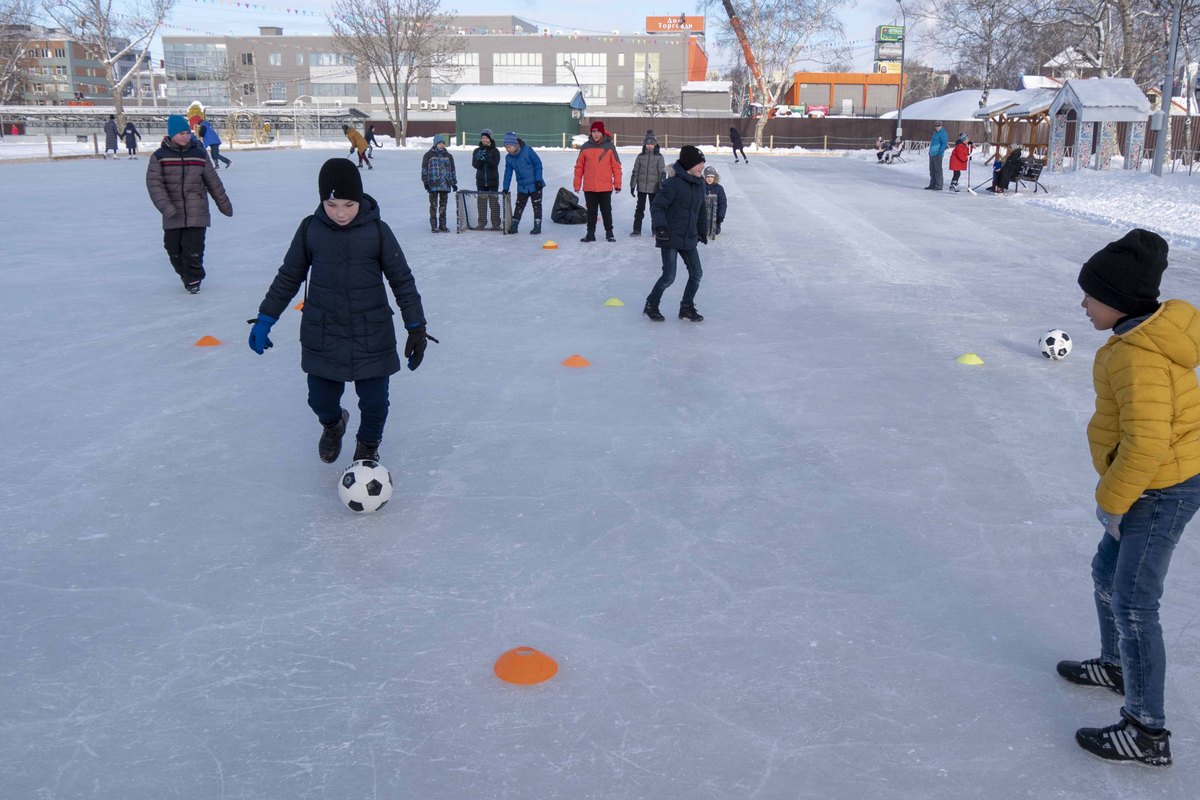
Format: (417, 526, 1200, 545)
(1057, 658, 1124, 695)
(1076, 708, 1172, 766)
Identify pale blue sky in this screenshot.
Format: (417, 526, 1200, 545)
(155, 0, 912, 73)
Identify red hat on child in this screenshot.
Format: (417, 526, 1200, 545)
(590, 121, 607, 135)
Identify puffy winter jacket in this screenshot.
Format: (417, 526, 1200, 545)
(345, 128, 368, 154)
(472, 141, 500, 191)
(630, 151, 667, 194)
(145, 135, 232, 230)
(1089, 299, 1200, 514)
(704, 180, 727, 225)
(257, 195, 426, 382)
(729, 127, 745, 148)
(929, 127, 949, 157)
(949, 141, 971, 171)
(199, 122, 221, 147)
(650, 162, 706, 251)
(574, 137, 622, 193)
(502, 140, 543, 194)
(421, 145, 457, 192)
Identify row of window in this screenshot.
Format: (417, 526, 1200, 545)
(242, 52, 355, 67)
(26, 48, 67, 59)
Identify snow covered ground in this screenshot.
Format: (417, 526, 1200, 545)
(3, 149, 1200, 799)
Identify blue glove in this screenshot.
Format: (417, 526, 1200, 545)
(1096, 505, 1123, 541)
(247, 313, 277, 355)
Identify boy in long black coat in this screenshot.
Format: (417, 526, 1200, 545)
(248, 158, 432, 464)
(472, 128, 502, 230)
(644, 145, 708, 322)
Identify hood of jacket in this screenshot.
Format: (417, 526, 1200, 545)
(427, 143, 450, 155)
(312, 193, 382, 231)
(670, 161, 704, 184)
(1117, 299, 1200, 371)
(581, 136, 620, 161)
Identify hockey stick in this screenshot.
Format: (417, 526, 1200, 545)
(966, 157, 977, 194)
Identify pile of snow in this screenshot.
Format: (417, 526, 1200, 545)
(900, 89, 1021, 122)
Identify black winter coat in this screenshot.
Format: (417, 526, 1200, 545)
(650, 162, 706, 251)
(729, 127, 745, 148)
(472, 142, 500, 191)
(258, 195, 426, 382)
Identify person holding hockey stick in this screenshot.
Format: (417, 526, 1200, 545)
(343, 124, 372, 170)
(948, 134, 972, 192)
(1058, 229, 1200, 766)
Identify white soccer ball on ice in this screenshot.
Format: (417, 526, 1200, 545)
(1040, 329, 1072, 360)
(338, 460, 393, 513)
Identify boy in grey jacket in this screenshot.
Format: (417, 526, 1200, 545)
(629, 133, 667, 236)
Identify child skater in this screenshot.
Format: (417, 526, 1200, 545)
(1058, 229, 1200, 766)
(701, 166, 727, 240)
(248, 158, 434, 464)
(948, 133, 971, 192)
(343, 124, 372, 170)
(643, 145, 708, 323)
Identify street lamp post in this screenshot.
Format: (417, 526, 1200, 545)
(895, 0, 907, 143)
(1151, 0, 1184, 176)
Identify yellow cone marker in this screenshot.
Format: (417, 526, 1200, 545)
(543, 240, 558, 250)
(494, 647, 558, 685)
(603, 298, 625, 307)
(956, 353, 984, 365)
(562, 354, 590, 368)
(194, 335, 221, 347)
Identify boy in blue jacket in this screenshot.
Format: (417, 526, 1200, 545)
(502, 131, 544, 235)
(248, 158, 434, 465)
(644, 145, 708, 323)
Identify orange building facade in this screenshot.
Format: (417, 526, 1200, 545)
(789, 72, 905, 116)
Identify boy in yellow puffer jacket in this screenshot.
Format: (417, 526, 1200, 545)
(1058, 228, 1200, 767)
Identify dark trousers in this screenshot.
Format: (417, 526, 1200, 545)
(307, 374, 390, 445)
(163, 227, 207, 285)
(951, 169, 962, 184)
(428, 191, 449, 229)
(733, 145, 747, 161)
(209, 143, 231, 167)
(476, 191, 501, 228)
(513, 188, 542, 221)
(584, 190, 614, 235)
(928, 154, 944, 189)
(647, 247, 703, 307)
(632, 191, 654, 233)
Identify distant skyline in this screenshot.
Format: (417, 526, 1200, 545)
(148, 0, 920, 74)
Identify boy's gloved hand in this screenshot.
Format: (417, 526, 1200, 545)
(1096, 505, 1123, 541)
(404, 324, 440, 371)
(247, 313, 277, 355)
(715, 223, 722, 235)
(630, 185, 636, 197)
(654, 227, 669, 241)
(535, 180, 545, 192)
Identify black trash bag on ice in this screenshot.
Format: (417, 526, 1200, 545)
(551, 187, 588, 225)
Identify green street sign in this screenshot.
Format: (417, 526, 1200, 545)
(877, 25, 905, 43)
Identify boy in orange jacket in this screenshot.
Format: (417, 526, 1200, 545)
(573, 120, 622, 242)
(1058, 229, 1200, 766)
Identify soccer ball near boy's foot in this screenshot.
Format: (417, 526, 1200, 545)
(1040, 329, 1072, 360)
(338, 459, 392, 513)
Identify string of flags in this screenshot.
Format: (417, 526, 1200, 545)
(184, 0, 320, 14)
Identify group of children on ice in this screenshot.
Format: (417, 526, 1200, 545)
(145, 112, 1200, 769)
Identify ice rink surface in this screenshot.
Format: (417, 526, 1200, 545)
(2, 147, 1199, 799)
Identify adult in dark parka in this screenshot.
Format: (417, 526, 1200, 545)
(729, 126, 748, 163)
(103, 115, 119, 158)
(644, 145, 708, 322)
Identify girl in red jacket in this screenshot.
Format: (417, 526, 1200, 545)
(949, 134, 972, 192)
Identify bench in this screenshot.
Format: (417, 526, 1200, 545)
(1014, 160, 1047, 194)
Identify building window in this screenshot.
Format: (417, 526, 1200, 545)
(311, 83, 357, 96)
(493, 52, 541, 84)
(54, 48, 66, 59)
(633, 52, 660, 95)
(268, 81, 285, 100)
(55, 66, 65, 75)
(617, 84, 625, 99)
(618, 53, 625, 67)
(269, 53, 281, 66)
(241, 53, 254, 66)
(309, 53, 353, 66)
(243, 83, 255, 96)
(40, 48, 49, 58)
(297, 53, 305, 66)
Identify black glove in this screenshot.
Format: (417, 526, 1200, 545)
(653, 227, 669, 241)
(404, 325, 439, 371)
(630, 186, 636, 197)
(699, 232, 708, 245)
(423, 183, 431, 192)
(452, 183, 458, 192)
(534, 180, 544, 191)
(715, 223, 722, 236)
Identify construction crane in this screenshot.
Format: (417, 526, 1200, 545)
(717, 0, 776, 118)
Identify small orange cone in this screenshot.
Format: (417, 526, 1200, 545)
(194, 335, 221, 347)
(294, 301, 304, 310)
(561, 354, 590, 368)
(542, 240, 558, 250)
(494, 647, 558, 685)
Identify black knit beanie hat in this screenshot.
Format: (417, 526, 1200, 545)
(678, 145, 705, 171)
(318, 157, 363, 203)
(1078, 228, 1168, 315)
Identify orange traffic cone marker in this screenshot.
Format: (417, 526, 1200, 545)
(561, 354, 590, 368)
(295, 301, 304, 310)
(494, 647, 558, 685)
(194, 335, 221, 347)
(542, 240, 558, 250)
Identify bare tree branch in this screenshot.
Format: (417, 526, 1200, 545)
(0, 0, 37, 103)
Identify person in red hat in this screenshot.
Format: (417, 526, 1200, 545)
(573, 120, 622, 242)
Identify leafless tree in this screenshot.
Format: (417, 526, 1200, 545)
(634, 76, 681, 117)
(722, 62, 752, 116)
(0, 0, 36, 103)
(702, 0, 849, 145)
(1049, 0, 1168, 84)
(43, 0, 174, 123)
(328, 0, 464, 146)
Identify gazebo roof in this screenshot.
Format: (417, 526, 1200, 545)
(975, 88, 1057, 119)
(1049, 78, 1151, 121)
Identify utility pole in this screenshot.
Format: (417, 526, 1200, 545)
(895, 0, 907, 142)
(1152, 0, 1183, 176)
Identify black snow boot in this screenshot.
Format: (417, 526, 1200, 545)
(185, 281, 201, 294)
(605, 231, 616, 242)
(643, 300, 665, 322)
(630, 229, 642, 237)
(1075, 709, 1171, 766)
(353, 439, 380, 463)
(580, 232, 596, 243)
(679, 305, 704, 321)
(1057, 658, 1124, 695)
(530, 220, 542, 235)
(319, 409, 349, 463)
(508, 219, 519, 234)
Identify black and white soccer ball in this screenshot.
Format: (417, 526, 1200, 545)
(338, 460, 393, 513)
(1040, 329, 1072, 360)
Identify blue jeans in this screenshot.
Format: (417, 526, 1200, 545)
(1091, 471, 1200, 728)
(647, 247, 703, 307)
(307, 375, 390, 444)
